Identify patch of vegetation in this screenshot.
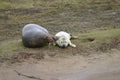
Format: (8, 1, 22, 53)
(0, 0, 120, 40)
(0, 0, 120, 63)
(0, 40, 23, 57)
(73, 28, 120, 52)
(0, 29, 120, 63)
(0, 0, 120, 10)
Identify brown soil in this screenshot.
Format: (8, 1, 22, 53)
(0, 49, 120, 80)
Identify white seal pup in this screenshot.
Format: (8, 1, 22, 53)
(55, 31, 76, 48)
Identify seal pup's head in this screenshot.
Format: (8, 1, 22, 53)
(56, 36, 69, 48)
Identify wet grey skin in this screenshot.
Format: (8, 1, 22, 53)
(22, 24, 54, 48)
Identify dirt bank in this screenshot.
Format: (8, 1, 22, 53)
(0, 49, 120, 80)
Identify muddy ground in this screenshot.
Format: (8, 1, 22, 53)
(0, 49, 120, 80)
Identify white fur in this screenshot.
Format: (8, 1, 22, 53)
(55, 31, 76, 48)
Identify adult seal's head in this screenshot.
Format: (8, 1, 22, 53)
(22, 24, 54, 48)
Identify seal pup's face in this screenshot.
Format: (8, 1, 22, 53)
(56, 37, 69, 48)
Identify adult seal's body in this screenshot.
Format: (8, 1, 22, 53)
(22, 24, 54, 48)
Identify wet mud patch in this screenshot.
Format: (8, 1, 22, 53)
(0, 52, 44, 64)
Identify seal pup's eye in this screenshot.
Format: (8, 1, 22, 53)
(61, 41, 67, 44)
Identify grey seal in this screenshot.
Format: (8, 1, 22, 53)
(22, 24, 54, 48)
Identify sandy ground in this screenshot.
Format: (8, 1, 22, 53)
(0, 49, 120, 80)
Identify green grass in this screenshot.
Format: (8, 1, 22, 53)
(0, 0, 34, 9)
(0, 28, 120, 58)
(0, 0, 120, 10)
(72, 28, 120, 52)
(78, 28, 120, 43)
(0, 39, 23, 57)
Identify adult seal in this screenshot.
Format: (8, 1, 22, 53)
(22, 24, 54, 48)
